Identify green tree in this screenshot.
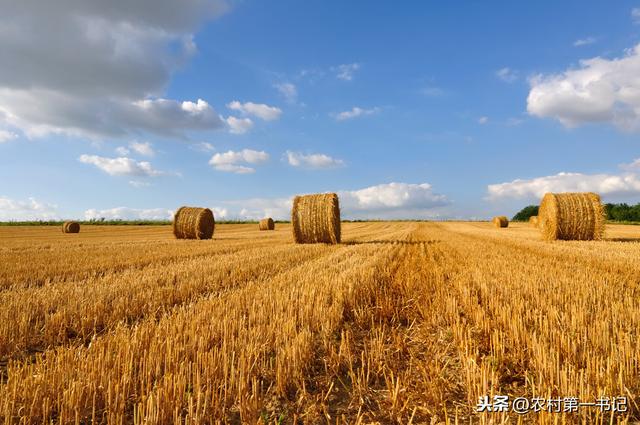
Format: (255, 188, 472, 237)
(512, 205, 539, 221)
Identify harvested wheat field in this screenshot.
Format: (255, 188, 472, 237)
(1, 222, 640, 424)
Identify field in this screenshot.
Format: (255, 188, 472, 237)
(1, 222, 639, 424)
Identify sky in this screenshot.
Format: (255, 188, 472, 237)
(2, 0, 640, 221)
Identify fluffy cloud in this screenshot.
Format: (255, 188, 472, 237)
(129, 141, 154, 157)
(527, 44, 640, 131)
(0, 129, 17, 143)
(333, 63, 360, 81)
(227, 101, 282, 121)
(78, 154, 166, 177)
(285, 151, 345, 169)
(487, 170, 640, 200)
(478, 116, 489, 124)
(84, 207, 173, 221)
(335, 106, 380, 121)
(274, 83, 297, 103)
(339, 182, 449, 217)
(208, 149, 269, 174)
(0, 1, 229, 140)
(496, 67, 518, 83)
(0, 196, 59, 220)
(226, 116, 254, 134)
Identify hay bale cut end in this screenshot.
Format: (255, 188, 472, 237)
(529, 215, 539, 227)
(173, 206, 215, 240)
(259, 218, 275, 231)
(492, 216, 509, 228)
(291, 193, 341, 244)
(62, 221, 80, 233)
(538, 192, 605, 241)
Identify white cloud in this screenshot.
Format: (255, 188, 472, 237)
(285, 151, 345, 169)
(527, 44, 640, 131)
(487, 170, 640, 201)
(0, 1, 229, 140)
(633, 8, 640, 24)
(208, 149, 269, 174)
(211, 207, 228, 219)
(339, 182, 449, 216)
(115, 146, 130, 156)
(333, 63, 360, 81)
(0, 196, 59, 220)
(227, 101, 282, 121)
(130, 141, 154, 156)
(84, 207, 173, 221)
(78, 154, 166, 177)
(478, 116, 489, 124)
(222, 198, 292, 220)
(191, 142, 215, 152)
(335, 106, 380, 121)
(574, 37, 596, 47)
(496, 67, 518, 83)
(0, 129, 17, 143)
(226, 116, 254, 134)
(274, 82, 297, 103)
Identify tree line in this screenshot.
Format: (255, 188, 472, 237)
(513, 203, 640, 222)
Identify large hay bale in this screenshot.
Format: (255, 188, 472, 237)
(173, 207, 215, 240)
(291, 193, 340, 244)
(529, 215, 539, 227)
(538, 192, 605, 241)
(492, 216, 509, 228)
(259, 218, 275, 231)
(62, 221, 80, 233)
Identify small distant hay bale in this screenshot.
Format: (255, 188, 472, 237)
(173, 206, 215, 240)
(529, 215, 539, 227)
(62, 221, 80, 234)
(259, 218, 275, 231)
(291, 193, 341, 244)
(538, 192, 605, 241)
(492, 216, 509, 228)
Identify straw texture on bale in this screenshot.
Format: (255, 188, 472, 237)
(492, 216, 509, 228)
(259, 218, 275, 231)
(291, 193, 341, 244)
(538, 192, 605, 241)
(173, 207, 215, 240)
(62, 221, 80, 234)
(529, 215, 539, 227)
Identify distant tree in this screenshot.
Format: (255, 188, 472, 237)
(512, 205, 539, 221)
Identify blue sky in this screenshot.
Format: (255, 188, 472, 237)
(2, 1, 640, 220)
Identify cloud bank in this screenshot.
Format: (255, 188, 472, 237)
(0, 1, 229, 140)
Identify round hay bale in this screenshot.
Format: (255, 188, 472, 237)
(259, 218, 275, 231)
(291, 193, 340, 244)
(62, 221, 80, 234)
(173, 206, 215, 240)
(529, 215, 539, 227)
(492, 216, 509, 228)
(538, 192, 605, 241)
